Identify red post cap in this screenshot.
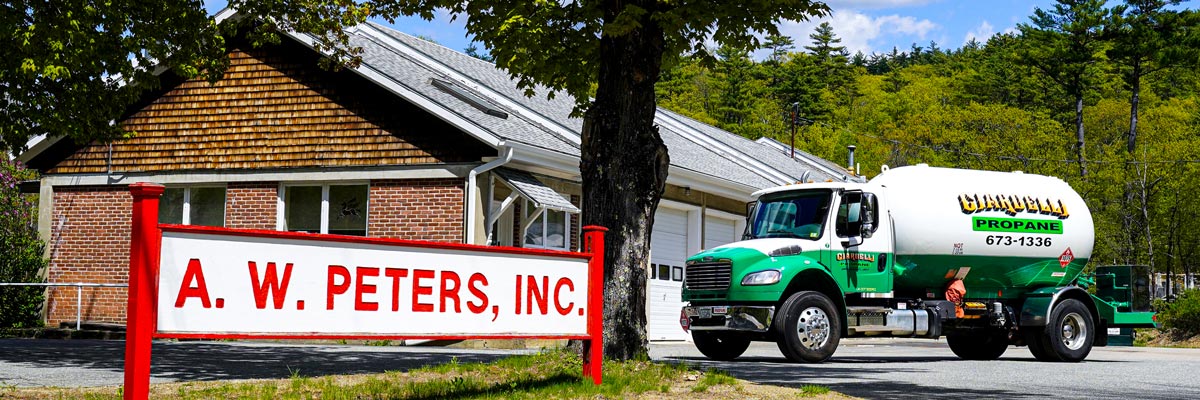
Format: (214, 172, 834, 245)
(129, 182, 165, 197)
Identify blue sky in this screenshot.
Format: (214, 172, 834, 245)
(205, 1, 1059, 57)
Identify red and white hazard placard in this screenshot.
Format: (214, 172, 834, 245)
(156, 229, 591, 337)
(1059, 247, 1075, 268)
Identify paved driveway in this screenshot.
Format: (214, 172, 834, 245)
(651, 338, 1200, 399)
(4, 337, 1200, 399)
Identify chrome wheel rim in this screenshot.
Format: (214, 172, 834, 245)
(797, 306, 830, 350)
(1061, 312, 1087, 350)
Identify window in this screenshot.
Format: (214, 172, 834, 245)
(281, 184, 368, 236)
(523, 199, 571, 250)
(749, 190, 832, 240)
(159, 186, 226, 227)
(836, 191, 879, 238)
(648, 264, 683, 282)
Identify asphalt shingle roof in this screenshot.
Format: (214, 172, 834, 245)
(352, 30, 580, 155)
(353, 23, 853, 191)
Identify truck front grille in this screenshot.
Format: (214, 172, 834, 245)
(686, 262, 732, 291)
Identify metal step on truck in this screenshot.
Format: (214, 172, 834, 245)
(679, 164, 1156, 362)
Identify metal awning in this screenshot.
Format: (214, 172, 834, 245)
(485, 168, 579, 244)
(493, 168, 579, 214)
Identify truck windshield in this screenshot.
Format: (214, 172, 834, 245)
(749, 190, 833, 240)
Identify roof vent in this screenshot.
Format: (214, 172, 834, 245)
(430, 79, 508, 119)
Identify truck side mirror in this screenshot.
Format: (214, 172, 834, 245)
(861, 193, 876, 239)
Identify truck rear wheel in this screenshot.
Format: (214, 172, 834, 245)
(692, 331, 751, 361)
(946, 331, 1009, 360)
(774, 291, 841, 363)
(1024, 329, 1058, 361)
(1030, 298, 1094, 362)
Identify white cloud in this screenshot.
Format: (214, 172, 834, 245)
(876, 15, 937, 37)
(774, 10, 939, 55)
(963, 20, 995, 45)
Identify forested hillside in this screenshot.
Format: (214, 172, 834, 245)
(655, 1, 1200, 288)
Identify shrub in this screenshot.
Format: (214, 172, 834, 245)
(0, 159, 45, 328)
(1155, 289, 1200, 336)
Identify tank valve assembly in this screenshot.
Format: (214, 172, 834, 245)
(989, 301, 1006, 327)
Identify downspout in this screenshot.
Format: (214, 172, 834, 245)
(465, 145, 514, 244)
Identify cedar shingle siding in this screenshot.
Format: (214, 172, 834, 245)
(49, 42, 490, 174)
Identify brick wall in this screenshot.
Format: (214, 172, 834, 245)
(368, 178, 465, 242)
(225, 182, 278, 230)
(45, 186, 132, 325)
(43, 178, 466, 325)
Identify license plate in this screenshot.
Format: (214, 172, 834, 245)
(712, 306, 728, 315)
(698, 308, 712, 319)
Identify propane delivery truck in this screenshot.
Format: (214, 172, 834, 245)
(679, 164, 1155, 362)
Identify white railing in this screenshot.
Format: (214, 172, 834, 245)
(0, 282, 128, 330)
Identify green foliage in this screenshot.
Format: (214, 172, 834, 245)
(1018, 0, 1112, 177)
(653, 3, 1200, 280)
(0, 0, 229, 154)
(1155, 290, 1200, 336)
(0, 160, 45, 329)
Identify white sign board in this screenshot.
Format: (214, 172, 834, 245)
(156, 230, 591, 337)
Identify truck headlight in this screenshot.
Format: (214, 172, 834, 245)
(741, 270, 782, 286)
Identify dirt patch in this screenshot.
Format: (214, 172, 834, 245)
(1138, 328, 1200, 348)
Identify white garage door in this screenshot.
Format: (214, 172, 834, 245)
(648, 208, 689, 341)
(704, 216, 739, 250)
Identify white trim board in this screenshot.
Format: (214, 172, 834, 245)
(41, 165, 472, 187)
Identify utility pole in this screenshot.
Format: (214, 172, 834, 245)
(789, 102, 799, 159)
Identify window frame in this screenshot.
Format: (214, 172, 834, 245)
(277, 182, 370, 236)
(521, 198, 573, 251)
(160, 185, 227, 227)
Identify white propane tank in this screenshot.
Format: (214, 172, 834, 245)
(869, 165, 1095, 296)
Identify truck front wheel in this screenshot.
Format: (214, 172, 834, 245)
(775, 291, 841, 363)
(692, 331, 751, 361)
(946, 331, 1009, 360)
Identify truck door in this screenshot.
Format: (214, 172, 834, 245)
(836, 191, 895, 294)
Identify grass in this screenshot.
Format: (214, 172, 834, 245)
(691, 368, 740, 393)
(798, 385, 832, 397)
(1, 349, 849, 399)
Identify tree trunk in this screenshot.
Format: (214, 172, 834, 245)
(1075, 94, 1087, 177)
(1128, 64, 1142, 153)
(1138, 161, 1154, 274)
(580, 0, 670, 361)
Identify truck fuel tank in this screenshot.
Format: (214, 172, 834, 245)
(869, 165, 1094, 298)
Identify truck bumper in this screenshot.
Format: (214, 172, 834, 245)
(682, 305, 775, 332)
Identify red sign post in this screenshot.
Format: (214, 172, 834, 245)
(123, 183, 606, 399)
